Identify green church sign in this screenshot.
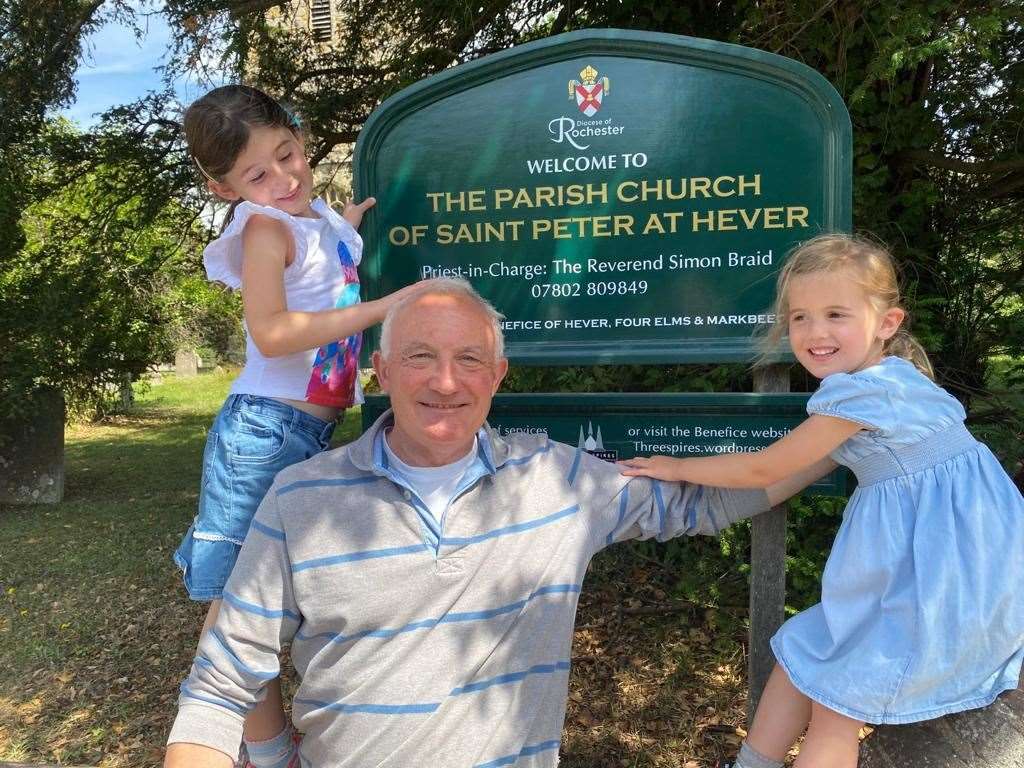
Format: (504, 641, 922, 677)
(354, 29, 851, 364)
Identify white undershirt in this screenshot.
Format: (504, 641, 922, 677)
(383, 434, 478, 524)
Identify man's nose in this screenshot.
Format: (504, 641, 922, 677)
(430, 359, 459, 394)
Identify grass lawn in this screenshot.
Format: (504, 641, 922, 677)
(1, 372, 750, 767)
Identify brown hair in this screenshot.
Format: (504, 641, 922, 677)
(183, 84, 300, 183)
(759, 233, 934, 378)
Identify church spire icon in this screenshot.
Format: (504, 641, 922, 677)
(574, 420, 618, 462)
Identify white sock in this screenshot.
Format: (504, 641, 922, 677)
(244, 724, 298, 768)
(733, 740, 784, 768)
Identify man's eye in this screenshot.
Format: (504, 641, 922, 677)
(458, 356, 484, 367)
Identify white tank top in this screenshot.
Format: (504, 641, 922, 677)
(203, 198, 365, 408)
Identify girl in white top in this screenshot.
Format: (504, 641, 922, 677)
(172, 84, 414, 767)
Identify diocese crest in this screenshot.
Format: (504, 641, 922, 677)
(569, 65, 610, 117)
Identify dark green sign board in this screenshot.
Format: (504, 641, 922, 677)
(362, 393, 847, 496)
(354, 29, 851, 365)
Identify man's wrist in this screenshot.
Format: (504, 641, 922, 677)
(167, 701, 245, 764)
(164, 741, 234, 768)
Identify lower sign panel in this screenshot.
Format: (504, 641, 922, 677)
(362, 392, 847, 496)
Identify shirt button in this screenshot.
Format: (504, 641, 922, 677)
(403, 490, 411, 499)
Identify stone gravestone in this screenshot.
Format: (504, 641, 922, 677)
(226, 331, 247, 366)
(0, 387, 65, 505)
(175, 348, 200, 377)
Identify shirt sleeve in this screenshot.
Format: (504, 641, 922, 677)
(806, 371, 894, 433)
(203, 202, 308, 289)
(167, 484, 300, 755)
(575, 451, 771, 554)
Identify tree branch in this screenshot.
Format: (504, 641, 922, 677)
(903, 150, 1024, 177)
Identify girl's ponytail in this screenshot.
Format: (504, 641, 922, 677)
(884, 329, 934, 380)
(219, 200, 242, 235)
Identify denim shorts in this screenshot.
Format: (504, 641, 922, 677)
(173, 394, 335, 601)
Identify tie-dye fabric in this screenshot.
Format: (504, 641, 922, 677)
(306, 240, 362, 407)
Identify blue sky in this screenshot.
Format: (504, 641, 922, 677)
(60, 9, 214, 128)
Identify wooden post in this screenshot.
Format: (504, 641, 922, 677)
(748, 363, 790, 720)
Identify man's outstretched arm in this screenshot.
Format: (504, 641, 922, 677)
(165, 742, 233, 768)
(587, 451, 839, 548)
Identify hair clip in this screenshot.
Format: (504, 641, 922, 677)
(192, 155, 218, 182)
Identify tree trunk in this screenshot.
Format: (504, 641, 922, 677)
(859, 680, 1024, 767)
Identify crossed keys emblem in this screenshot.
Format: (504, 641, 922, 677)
(568, 64, 610, 117)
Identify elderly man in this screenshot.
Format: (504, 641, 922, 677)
(166, 278, 828, 768)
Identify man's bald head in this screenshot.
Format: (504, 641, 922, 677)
(378, 277, 505, 362)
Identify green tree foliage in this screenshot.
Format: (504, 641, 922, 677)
(0, 0, 156, 418)
(156, 1, 1021, 402)
(3, 1, 1021, 433)
(2, 119, 204, 417)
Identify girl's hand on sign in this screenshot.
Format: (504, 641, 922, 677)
(619, 455, 689, 482)
(342, 196, 376, 229)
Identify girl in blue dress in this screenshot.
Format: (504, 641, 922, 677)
(622, 234, 1024, 768)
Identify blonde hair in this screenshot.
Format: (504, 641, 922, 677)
(759, 234, 934, 378)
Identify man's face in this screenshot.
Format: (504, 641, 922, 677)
(373, 293, 508, 466)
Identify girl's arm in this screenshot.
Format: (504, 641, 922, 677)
(240, 214, 414, 357)
(620, 414, 861, 489)
(765, 455, 838, 506)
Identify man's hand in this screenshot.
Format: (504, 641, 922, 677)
(342, 196, 376, 229)
(619, 455, 689, 481)
(164, 742, 234, 768)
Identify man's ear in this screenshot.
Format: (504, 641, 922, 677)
(372, 350, 390, 393)
(877, 307, 906, 340)
(207, 178, 240, 202)
(492, 357, 509, 394)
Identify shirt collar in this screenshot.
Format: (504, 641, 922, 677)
(350, 409, 508, 474)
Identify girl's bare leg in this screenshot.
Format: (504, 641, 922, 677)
(200, 601, 287, 742)
(793, 701, 863, 768)
(745, 664, 813, 761)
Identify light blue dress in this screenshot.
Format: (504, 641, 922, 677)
(771, 356, 1024, 724)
